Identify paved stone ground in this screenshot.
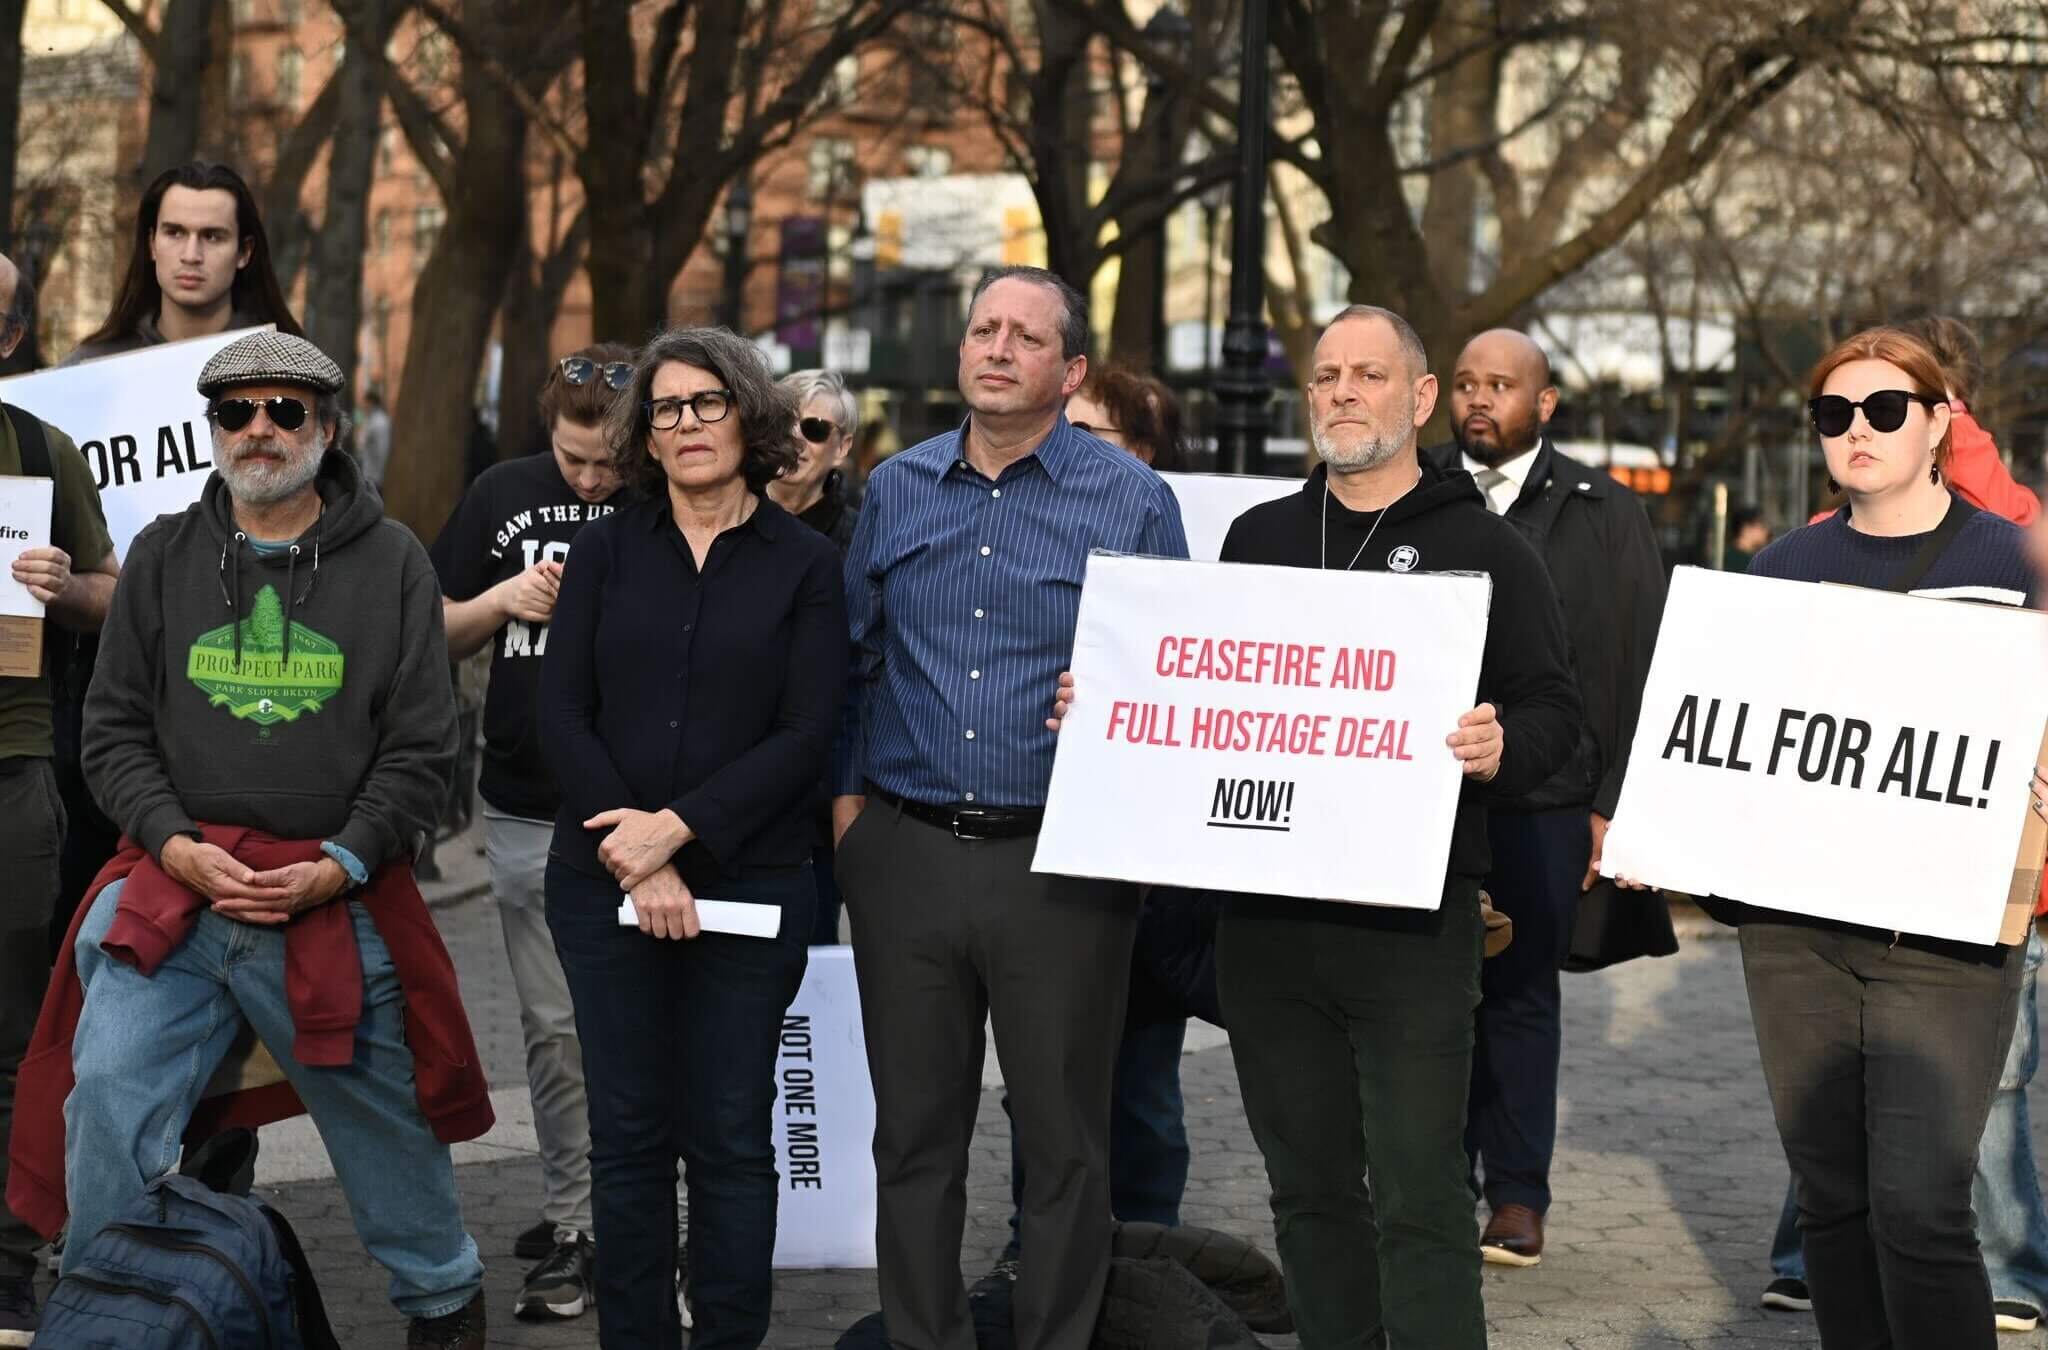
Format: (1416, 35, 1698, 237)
(31, 832, 2048, 1347)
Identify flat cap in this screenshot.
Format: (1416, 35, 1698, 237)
(197, 331, 345, 399)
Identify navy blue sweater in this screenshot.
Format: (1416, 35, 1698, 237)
(1750, 502, 2031, 605)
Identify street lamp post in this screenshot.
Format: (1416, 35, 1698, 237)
(1199, 176, 1228, 451)
(721, 177, 753, 333)
(1213, 2, 1271, 475)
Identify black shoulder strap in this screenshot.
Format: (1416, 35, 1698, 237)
(260, 1205, 343, 1350)
(1884, 492, 1970, 594)
(5, 401, 54, 480)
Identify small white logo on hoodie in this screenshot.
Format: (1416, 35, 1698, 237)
(1387, 545, 1419, 572)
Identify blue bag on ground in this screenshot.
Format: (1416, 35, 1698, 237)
(35, 1173, 339, 1349)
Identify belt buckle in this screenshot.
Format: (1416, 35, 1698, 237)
(951, 808, 987, 840)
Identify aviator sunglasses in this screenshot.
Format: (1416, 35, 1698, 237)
(1807, 390, 1942, 438)
(209, 396, 311, 433)
(560, 356, 634, 391)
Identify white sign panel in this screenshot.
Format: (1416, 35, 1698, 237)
(772, 947, 877, 1268)
(1034, 555, 1491, 908)
(1158, 471, 1298, 563)
(0, 328, 271, 559)
(1601, 567, 2048, 943)
(0, 477, 52, 618)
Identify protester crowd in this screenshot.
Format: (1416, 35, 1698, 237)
(0, 157, 2044, 1350)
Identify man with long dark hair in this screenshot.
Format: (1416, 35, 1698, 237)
(64, 161, 302, 365)
(50, 161, 304, 1205)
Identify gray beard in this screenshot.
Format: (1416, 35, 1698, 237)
(1312, 419, 1404, 474)
(216, 432, 323, 506)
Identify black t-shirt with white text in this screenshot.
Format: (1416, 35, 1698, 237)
(430, 453, 619, 819)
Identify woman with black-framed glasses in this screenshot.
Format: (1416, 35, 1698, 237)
(1619, 324, 2032, 1350)
(537, 327, 847, 1349)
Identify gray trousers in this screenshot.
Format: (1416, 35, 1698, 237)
(837, 803, 1138, 1350)
(484, 811, 594, 1233)
(0, 757, 63, 1274)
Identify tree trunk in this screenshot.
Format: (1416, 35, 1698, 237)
(304, 0, 391, 393)
(140, 0, 218, 184)
(1107, 101, 1168, 371)
(0, 0, 25, 256)
(1416, 0, 1495, 304)
(1024, 1, 1100, 297)
(574, 0, 663, 344)
(382, 65, 530, 536)
(496, 205, 590, 463)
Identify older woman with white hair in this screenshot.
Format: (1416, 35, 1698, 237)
(769, 368, 861, 943)
(767, 368, 861, 552)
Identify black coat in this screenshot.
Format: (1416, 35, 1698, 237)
(1426, 440, 1666, 818)
(1426, 440, 1675, 970)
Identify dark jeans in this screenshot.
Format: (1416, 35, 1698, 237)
(546, 858, 814, 1350)
(1466, 807, 1588, 1214)
(836, 804, 1138, 1350)
(1218, 885, 1488, 1350)
(1741, 920, 2024, 1350)
(1002, 1013, 1191, 1253)
(0, 757, 63, 1276)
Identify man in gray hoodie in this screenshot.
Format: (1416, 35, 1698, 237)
(69, 331, 486, 1350)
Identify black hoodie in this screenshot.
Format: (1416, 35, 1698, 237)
(1220, 459, 1582, 895)
(84, 449, 458, 871)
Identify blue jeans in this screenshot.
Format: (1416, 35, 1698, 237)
(62, 879, 483, 1318)
(1769, 927, 2048, 1313)
(546, 859, 813, 1350)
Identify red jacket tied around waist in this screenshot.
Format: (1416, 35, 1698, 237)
(6, 826, 494, 1240)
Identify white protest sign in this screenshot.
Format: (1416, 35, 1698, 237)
(0, 477, 52, 618)
(772, 947, 877, 1268)
(1034, 554, 1491, 908)
(1601, 566, 2048, 944)
(1158, 472, 1298, 562)
(0, 478, 53, 678)
(0, 327, 272, 559)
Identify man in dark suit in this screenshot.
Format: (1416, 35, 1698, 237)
(1430, 328, 1671, 1267)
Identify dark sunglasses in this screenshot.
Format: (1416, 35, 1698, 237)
(1808, 390, 1941, 438)
(1071, 420, 1122, 438)
(209, 396, 311, 433)
(560, 356, 633, 391)
(645, 389, 734, 429)
(798, 416, 838, 444)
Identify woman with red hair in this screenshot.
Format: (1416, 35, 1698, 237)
(1635, 326, 2032, 1349)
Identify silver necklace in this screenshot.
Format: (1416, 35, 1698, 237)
(1321, 469, 1422, 571)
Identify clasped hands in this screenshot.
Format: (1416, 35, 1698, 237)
(586, 806, 700, 940)
(161, 834, 350, 926)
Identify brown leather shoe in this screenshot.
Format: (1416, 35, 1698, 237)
(1480, 1203, 1544, 1267)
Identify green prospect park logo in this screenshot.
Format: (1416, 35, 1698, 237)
(186, 584, 345, 725)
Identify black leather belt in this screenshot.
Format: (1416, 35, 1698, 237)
(869, 784, 1044, 840)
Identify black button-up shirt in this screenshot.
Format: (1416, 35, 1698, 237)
(539, 491, 848, 889)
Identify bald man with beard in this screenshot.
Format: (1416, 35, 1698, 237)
(1430, 327, 1672, 1269)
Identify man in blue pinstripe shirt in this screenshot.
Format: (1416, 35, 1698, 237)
(833, 266, 1188, 1350)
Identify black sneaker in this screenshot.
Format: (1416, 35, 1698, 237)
(0, 1274, 38, 1349)
(1995, 1299, 2042, 1332)
(515, 1231, 593, 1321)
(513, 1217, 555, 1261)
(180, 1126, 260, 1196)
(1760, 1277, 1812, 1312)
(408, 1289, 486, 1349)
